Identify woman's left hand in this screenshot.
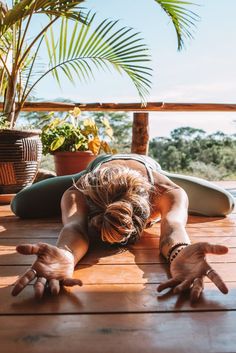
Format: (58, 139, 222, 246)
(157, 242, 229, 302)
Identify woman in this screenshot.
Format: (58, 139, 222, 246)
(11, 154, 234, 301)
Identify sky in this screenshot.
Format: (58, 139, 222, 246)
(23, 0, 236, 137)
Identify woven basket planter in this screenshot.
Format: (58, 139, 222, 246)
(0, 129, 42, 194)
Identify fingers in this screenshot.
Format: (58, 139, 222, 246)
(49, 279, 61, 296)
(62, 278, 83, 287)
(157, 278, 181, 292)
(16, 242, 51, 256)
(173, 279, 192, 294)
(200, 242, 228, 255)
(35, 278, 81, 297)
(34, 277, 47, 299)
(16, 244, 41, 255)
(190, 277, 204, 302)
(12, 268, 37, 296)
(34, 278, 61, 298)
(206, 268, 228, 294)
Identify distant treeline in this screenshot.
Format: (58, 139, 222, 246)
(149, 127, 236, 180)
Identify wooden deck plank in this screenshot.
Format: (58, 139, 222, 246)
(0, 235, 236, 252)
(144, 225, 236, 236)
(1, 247, 236, 265)
(1, 225, 236, 239)
(0, 262, 235, 285)
(0, 283, 235, 315)
(1, 312, 236, 353)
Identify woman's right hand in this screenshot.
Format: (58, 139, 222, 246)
(12, 243, 82, 299)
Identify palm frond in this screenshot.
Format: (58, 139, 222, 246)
(0, 0, 87, 36)
(42, 15, 152, 103)
(155, 0, 199, 50)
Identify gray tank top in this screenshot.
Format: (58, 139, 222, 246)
(86, 153, 162, 185)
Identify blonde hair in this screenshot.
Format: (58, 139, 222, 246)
(77, 166, 153, 244)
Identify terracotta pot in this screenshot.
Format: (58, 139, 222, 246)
(53, 151, 96, 176)
(0, 129, 42, 194)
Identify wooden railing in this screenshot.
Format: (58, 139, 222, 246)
(1, 102, 236, 112)
(1, 102, 236, 154)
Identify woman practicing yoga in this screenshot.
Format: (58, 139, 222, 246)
(11, 154, 235, 301)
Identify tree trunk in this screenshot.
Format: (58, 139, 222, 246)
(131, 112, 149, 155)
(3, 76, 17, 128)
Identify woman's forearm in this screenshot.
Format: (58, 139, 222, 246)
(56, 222, 89, 266)
(157, 188, 191, 260)
(159, 220, 191, 259)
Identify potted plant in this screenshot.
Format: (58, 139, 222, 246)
(41, 107, 115, 175)
(0, 0, 197, 197)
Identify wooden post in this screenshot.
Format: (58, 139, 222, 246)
(131, 112, 149, 155)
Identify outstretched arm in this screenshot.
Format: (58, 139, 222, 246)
(158, 187, 190, 259)
(156, 186, 229, 302)
(57, 188, 90, 265)
(12, 189, 89, 298)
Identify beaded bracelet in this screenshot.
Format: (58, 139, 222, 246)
(167, 242, 190, 263)
(169, 245, 187, 263)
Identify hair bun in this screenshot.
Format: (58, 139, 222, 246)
(78, 166, 151, 244)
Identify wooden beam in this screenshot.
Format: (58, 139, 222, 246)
(1, 102, 236, 112)
(131, 113, 149, 155)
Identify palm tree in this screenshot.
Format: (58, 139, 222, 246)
(0, 0, 198, 128)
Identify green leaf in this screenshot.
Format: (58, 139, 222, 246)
(50, 136, 65, 151)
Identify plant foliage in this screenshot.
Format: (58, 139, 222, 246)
(41, 107, 115, 155)
(0, 1, 153, 128)
(0, 0, 199, 128)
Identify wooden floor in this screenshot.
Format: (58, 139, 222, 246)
(0, 181, 236, 353)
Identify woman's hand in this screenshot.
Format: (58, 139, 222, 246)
(157, 242, 229, 302)
(12, 243, 82, 299)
